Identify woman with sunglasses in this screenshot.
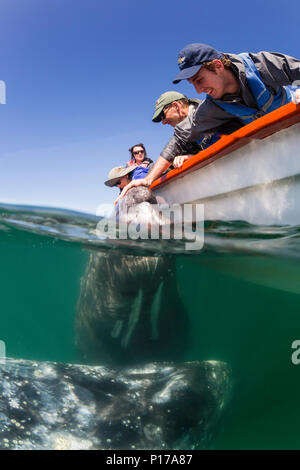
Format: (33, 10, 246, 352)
(126, 143, 154, 182)
(127, 143, 153, 169)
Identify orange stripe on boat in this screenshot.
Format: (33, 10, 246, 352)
(150, 102, 300, 190)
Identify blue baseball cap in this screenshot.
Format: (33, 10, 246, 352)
(173, 43, 223, 84)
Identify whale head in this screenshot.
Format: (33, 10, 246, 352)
(118, 187, 168, 227)
(0, 358, 230, 450)
(123, 186, 157, 206)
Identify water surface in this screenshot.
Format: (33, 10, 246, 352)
(0, 202, 300, 449)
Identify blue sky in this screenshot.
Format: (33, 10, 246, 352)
(1, 0, 299, 214)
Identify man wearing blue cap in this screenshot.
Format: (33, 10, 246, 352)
(172, 43, 300, 142)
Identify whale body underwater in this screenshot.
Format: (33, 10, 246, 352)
(0, 358, 230, 450)
(0, 187, 231, 450)
(76, 187, 189, 365)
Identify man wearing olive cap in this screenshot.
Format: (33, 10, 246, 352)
(151, 90, 236, 167)
(115, 90, 240, 203)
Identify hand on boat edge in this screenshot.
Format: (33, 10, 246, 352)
(294, 88, 300, 105)
(172, 155, 190, 168)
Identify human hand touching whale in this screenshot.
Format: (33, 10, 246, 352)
(115, 156, 172, 205)
(114, 177, 150, 206)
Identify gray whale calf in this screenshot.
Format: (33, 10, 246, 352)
(0, 358, 230, 450)
(76, 187, 189, 365)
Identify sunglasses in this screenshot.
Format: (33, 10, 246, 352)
(161, 103, 173, 120)
(114, 180, 121, 187)
(133, 150, 145, 156)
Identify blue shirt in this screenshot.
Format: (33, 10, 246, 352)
(132, 166, 149, 180)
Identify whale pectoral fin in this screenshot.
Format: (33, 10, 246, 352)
(111, 319, 124, 339)
(121, 289, 143, 348)
(150, 281, 164, 340)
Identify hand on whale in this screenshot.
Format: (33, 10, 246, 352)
(0, 358, 230, 450)
(120, 186, 157, 207)
(114, 179, 151, 206)
(77, 186, 189, 365)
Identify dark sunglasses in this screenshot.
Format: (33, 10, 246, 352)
(133, 150, 145, 156)
(114, 180, 121, 187)
(161, 103, 173, 120)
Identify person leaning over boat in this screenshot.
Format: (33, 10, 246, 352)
(114, 91, 241, 204)
(105, 163, 152, 192)
(171, 43, 300, 145)
(105, 165, 137, 191)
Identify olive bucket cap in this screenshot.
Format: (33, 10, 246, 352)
(104, 165, 136, 187)
(152, 91, 188, 122)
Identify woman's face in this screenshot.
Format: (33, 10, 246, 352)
(132, 146, 145, 165)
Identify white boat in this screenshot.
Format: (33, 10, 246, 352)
(152, 102, 300, 226)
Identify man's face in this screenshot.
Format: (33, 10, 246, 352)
(161, 102, 184, 127)
(188, 64, 227, 99)
(116, 175, 130, 189)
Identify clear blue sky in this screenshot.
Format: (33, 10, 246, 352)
(1, 0, 299, 214)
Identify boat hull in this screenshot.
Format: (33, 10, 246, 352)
(153, 121, 300, 225)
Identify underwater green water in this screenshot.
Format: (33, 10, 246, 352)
(1, 204, 300, 449)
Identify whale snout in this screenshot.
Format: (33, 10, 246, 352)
(123, 187, 157, 207)
(118, 187, 162, 226)
(149, 360, 231, 448)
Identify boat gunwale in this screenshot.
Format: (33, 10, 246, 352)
(150, 102, 300, 190)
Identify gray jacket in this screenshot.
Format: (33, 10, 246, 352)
(161, 51, 300, 161)
(161, 99, 203, 161)
(161, 99, 241, 161)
